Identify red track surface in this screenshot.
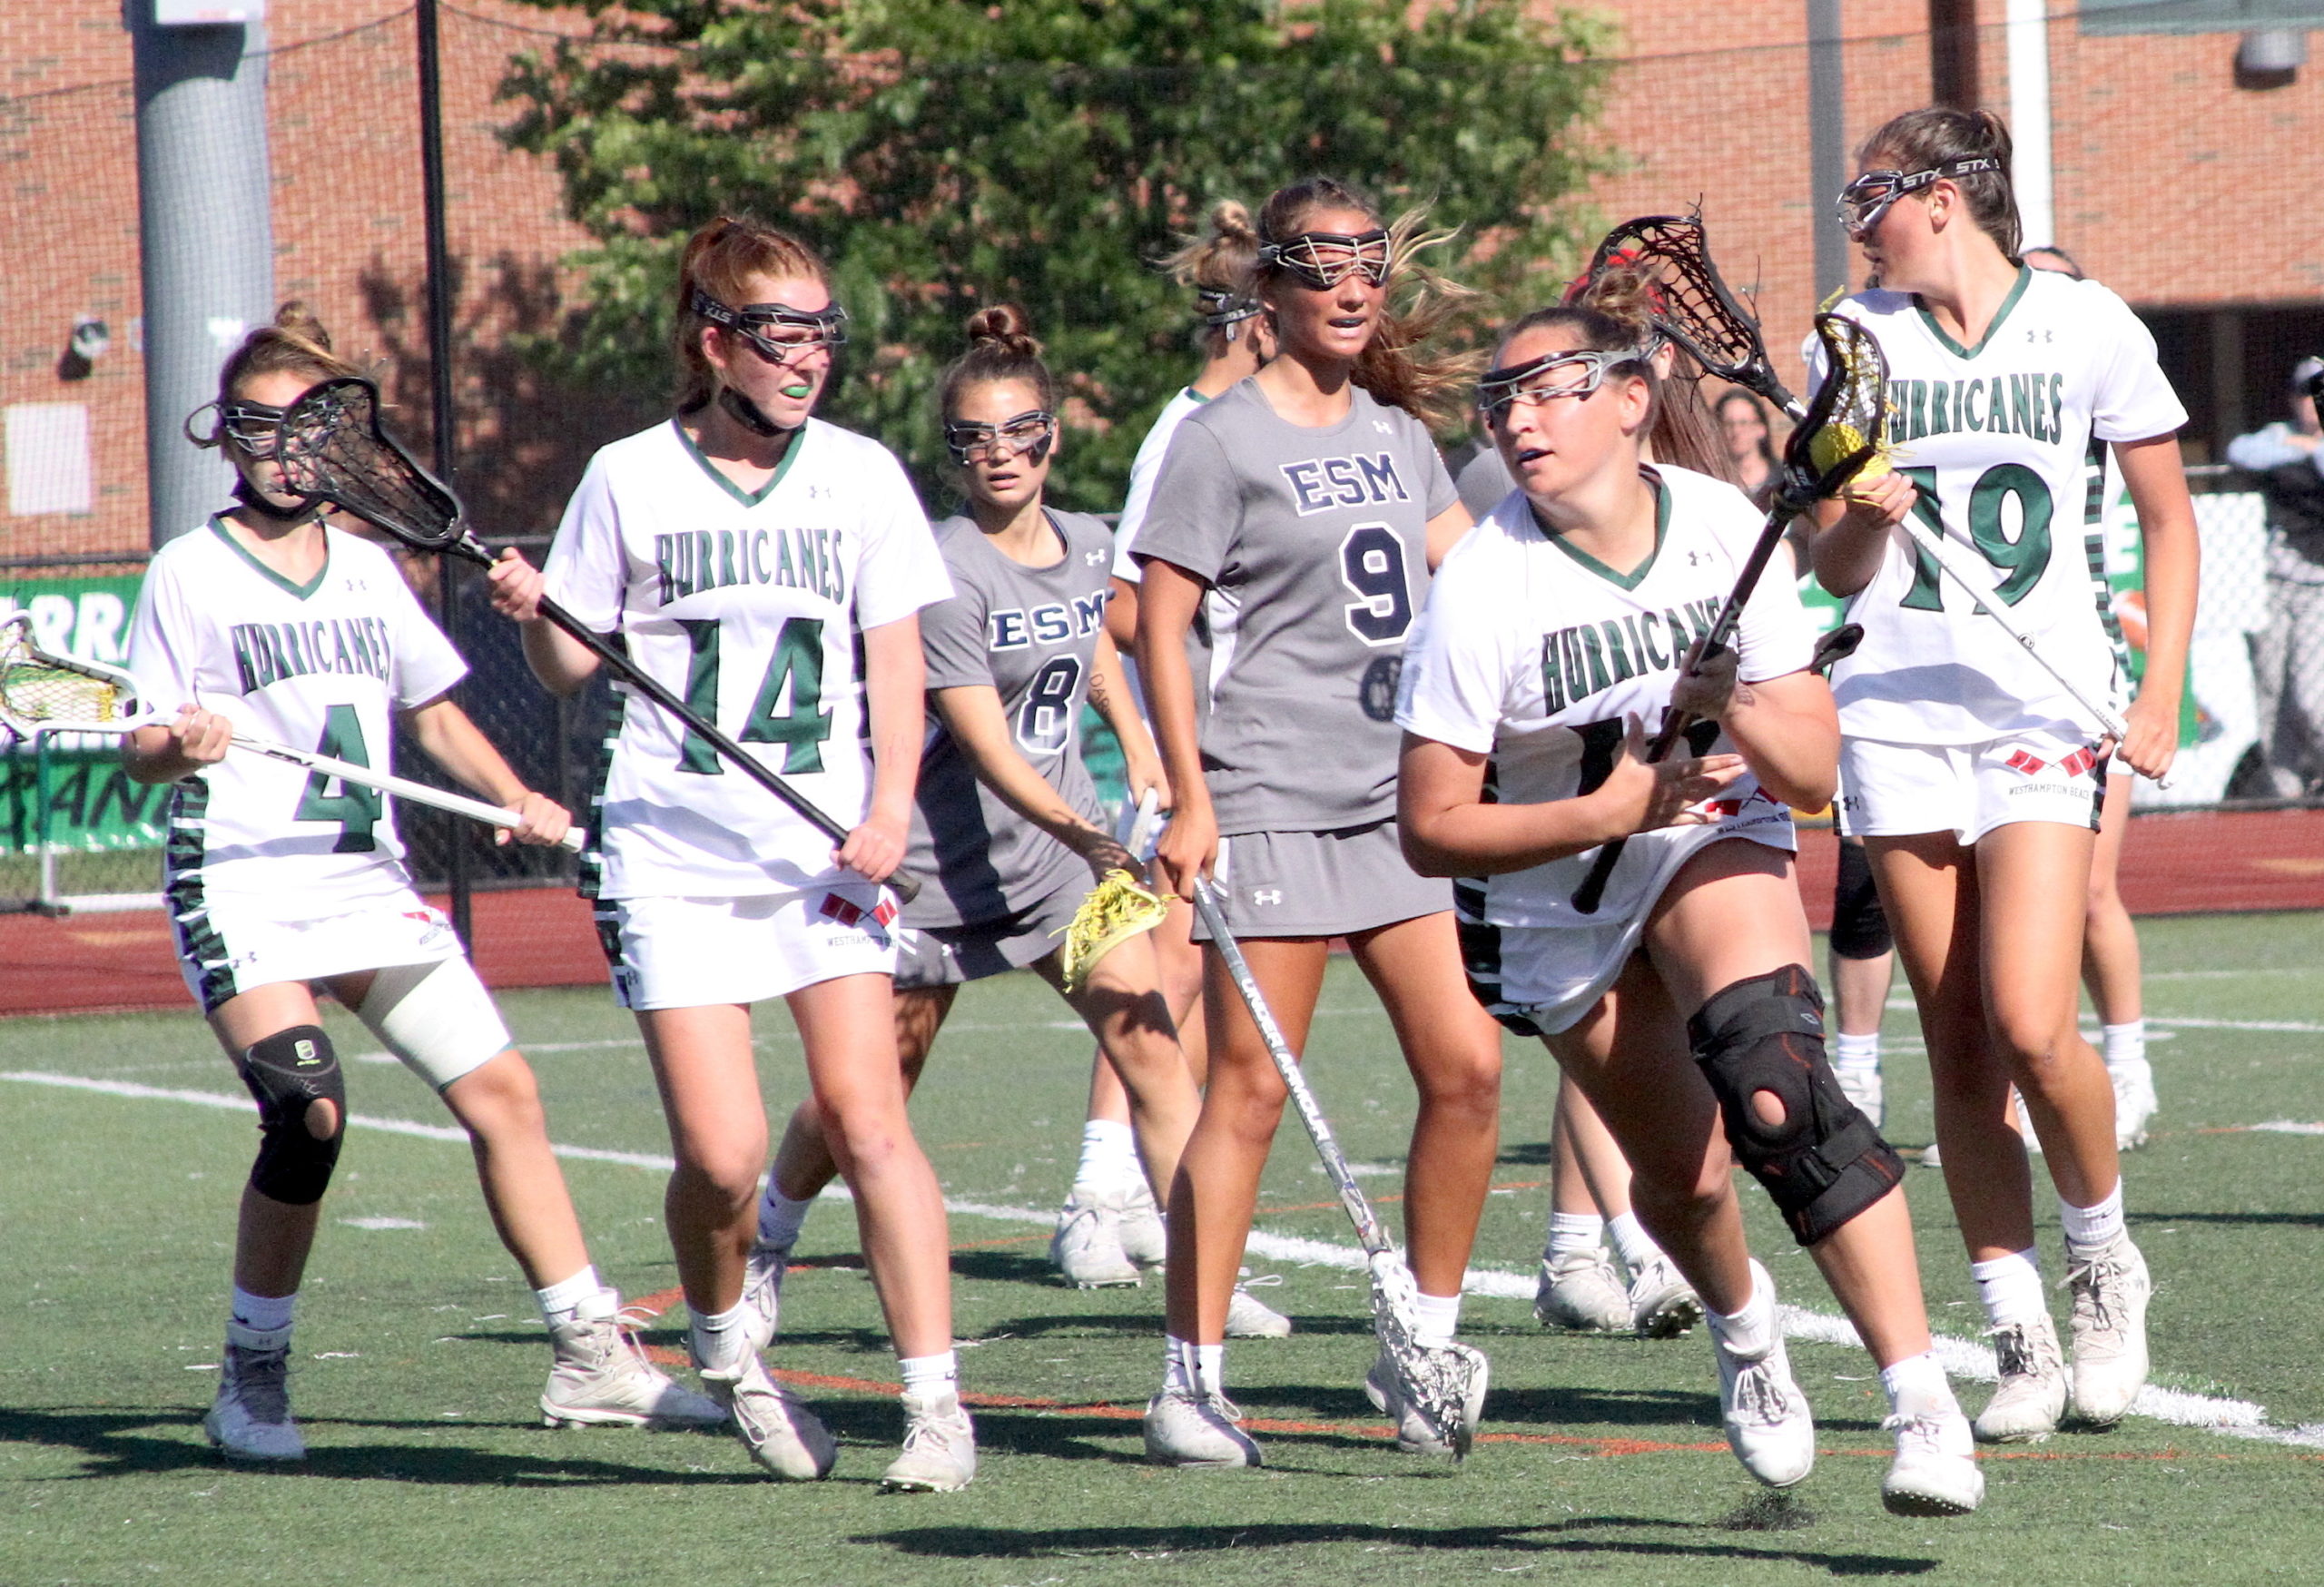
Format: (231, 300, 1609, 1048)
(5, 807, 2321, 1018)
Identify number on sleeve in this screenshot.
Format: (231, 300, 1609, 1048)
(292, 704, 381, 853)
(675, 617, 833, 775)
(1016, 656, 1083, 755)
(1339, 523, 1413, 645)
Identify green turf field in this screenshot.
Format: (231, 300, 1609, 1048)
(6, 912, 2324, 1585)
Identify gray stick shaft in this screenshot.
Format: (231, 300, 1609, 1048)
(1191, 882, 1392, 1258)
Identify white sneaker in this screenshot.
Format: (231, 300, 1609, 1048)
(881, 1387, 977, 1492)
(1920, 1138, 1943, 1169)
(1143, 1385, 1262, 1467)
(1049, 1186, 1140, 1287)
(1626, 1250, 1703, 1338)
(697, 1355, 837, 1480)
(2066, 1234, 2152, 1426)
(2112, 1060, 2159, 1150)
(1973, 1314, 2067, 1443)
(1881, 1395, 1984, 1516)
(1364, 1343, 1489, 1457)
(542, 1293, 726, 1428)
(738, 1241, 789, 1356)
(1534, 1250, 1631, 1333)
(1226, 1276, 1293, 1338)
(204, 1326, 305, 1463)
(1118, 1178, 1167, 1267)
(1835, 1061, 1884, 1130)
(1709, 1269, 1815, 1488)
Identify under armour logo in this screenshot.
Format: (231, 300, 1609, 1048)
(1252, 888, 1283, 906)
(2025, 328, 2053, 342)
(1374, 420, 1393, 435)
(1085, 549, 1108, 565)
(1688, 549, 1710, 567)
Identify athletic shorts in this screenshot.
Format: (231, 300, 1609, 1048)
(1837, 726, 2104, 844)
(1829, 836, 1893, 961)
(1454, 830, 1793, 1039)
(1195, 817, 1450, 941)
(171, 881, 464, 1016)
(594, 884, 899, 1010)
(894, 877, 1081, 991)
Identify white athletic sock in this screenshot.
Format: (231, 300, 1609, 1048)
(898, 1351, 959, 1395)
(1605, 1211, 1661, 1274)
(1878, 1350, 1957, 1415)
(533, 1265, 602, 1326)
(1704, 1264, 1772, 1356)
(756, 1181, 817, 1252)
(2102, 1020, 2148, 1074)
(1970, 1248, 2047, 1328)
(1545, 1211, 1606, 1264)
(1074, 1119, 1139, 1192)
(2060, 1182, 2127, 1252)
(230, 1286, 295, 1336)
(1191, 1341, 1226, 1398)
(1411, 1290, 1462, 1349)
(1832, 1030, 1882, 1072)
(1162, 1334, 1197, 1395)
(689, 1298, 754, 1373)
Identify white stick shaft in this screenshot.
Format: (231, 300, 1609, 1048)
(231, 734, 587, 853)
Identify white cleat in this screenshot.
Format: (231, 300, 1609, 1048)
(2112, 1060, 2159, 1150)
(1626, 1250, 1704, 1339)
(1919, 1138, 1943, 1169)
(1143, 1386, 1263, 1468)
(1973, 1314, 2067, 1444)
(1118, 1178, 1168, 1268)
(737, 1241, 789, 1357)
(698, 1355, 837, 1480)
(1835, 1062, 1884, 1130)
(542, 1292, 726, 1429)
(1226, 1280, 1293, 1339)
(1881, 1395, 1984, 1516)
(1709, 1270, 1815, 1488)
(1534, 1250, 1632, 1333)
(2066, 1234, 2152, 1427)
(881, 1388, 977, 1492)
(1049, 1186, 1141, 1288)
(1364, 1343, 1489, 1458)
(204, 1326, 305, 1464)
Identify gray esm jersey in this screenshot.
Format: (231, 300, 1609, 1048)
(906, 509, 1113, 928)
(1132, 378, 1457, 835)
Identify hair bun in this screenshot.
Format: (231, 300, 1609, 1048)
(272, 300, 332, 351)
(965, 304, 1041, 359)
(1208, 200, 1256, 246)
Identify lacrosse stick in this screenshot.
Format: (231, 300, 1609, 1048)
(1598, 214, 2144, 763)
(0, 616, 583, 853)
(1571, 313, 1888, 914)
(273, 376, 918, 901)
(1189, 881, 1483, 1458)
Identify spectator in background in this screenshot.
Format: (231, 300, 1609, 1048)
(2226, 356, 2324, 798)
(1716, 389, 1782, 510)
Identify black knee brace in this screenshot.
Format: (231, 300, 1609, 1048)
(239, 1025, 345, 1206)
(1688, 965, 1902, 1246)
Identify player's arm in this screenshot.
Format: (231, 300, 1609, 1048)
(486, 548, 602, 697)
(1088, 629, 1167, 812)
(1423, 503, 1475, 572)
(1809, 470, 1919, 598)
(931, 684, 1136, 880)
(123, 710, 234, 784)
(1672, 652, 1839, 812)
(2113, 432, 2199, 780)
(838, 613, 923, 883)
(1134, 557, 1214, 895)
(400, 693, 571, 846)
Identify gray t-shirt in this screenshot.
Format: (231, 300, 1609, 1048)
(1452, 436, 1518, 522)
(1134, 379, 1457, 834)
(905, 509, 1112, 928)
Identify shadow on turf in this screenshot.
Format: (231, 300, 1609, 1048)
(852, 1518, 1938, 1575)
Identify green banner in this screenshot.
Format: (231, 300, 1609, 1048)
(0, 573, 164, 855)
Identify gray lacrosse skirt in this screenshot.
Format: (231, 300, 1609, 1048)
(1195, 817, 1450, 941)
(892, 874, 1084, 991)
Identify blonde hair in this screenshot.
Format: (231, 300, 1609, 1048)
(1162, 200, 1263, 355)
(672, 215, 832, 412)
(190, 301, 357, 448)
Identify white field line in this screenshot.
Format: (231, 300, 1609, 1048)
(12, 1067, 2324, 1451)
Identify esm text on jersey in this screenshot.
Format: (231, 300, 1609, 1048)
(988, 593, 1109, 650)
(1282, 453, 1410, 516)
(1540, 594, 1725, 715)
(654, 527, 849, 607)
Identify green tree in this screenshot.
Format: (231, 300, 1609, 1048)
(502, 0, 1611, 510)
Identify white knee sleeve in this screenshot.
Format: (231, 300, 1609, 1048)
(354, 958, 511, 1092)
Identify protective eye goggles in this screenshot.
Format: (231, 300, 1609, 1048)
(1476, 349, 1639, 418)
(692, 289, 849, 364)
(944, 409, 1057, 467)
(1258, 229, 1393, 291)
(221, 400, 290, 456)
(1835, 156, 2002, 240)
(1196, 286, 1263, 329)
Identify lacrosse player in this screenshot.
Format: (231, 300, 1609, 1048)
(1816, 107, 2197, 1443)
(1133, 176, 1502, 1468)
(123, 305, 720, 1464)
(487, 217, 970, 1490)
(1397, 300, 1984, 1516)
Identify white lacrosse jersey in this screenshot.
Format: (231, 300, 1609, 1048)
(1395, 466, 1817, 928)
(1814, 268, 2187, 745)
(126, 518, 468, 909)
(545, 418, 950, 899)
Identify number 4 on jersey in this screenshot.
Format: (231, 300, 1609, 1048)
(292, 703, 381, 853)
(675, 617, 832, 775)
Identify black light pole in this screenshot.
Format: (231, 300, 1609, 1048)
(417, 0, 471, 946)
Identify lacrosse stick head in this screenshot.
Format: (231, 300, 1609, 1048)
(1782, 313, 1892, 505)
(276, 376, 469, 556)
(1587, 215, 1775, 396)
(1366, 1248, 1482, 1461)
(0, 615, 144, 740)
